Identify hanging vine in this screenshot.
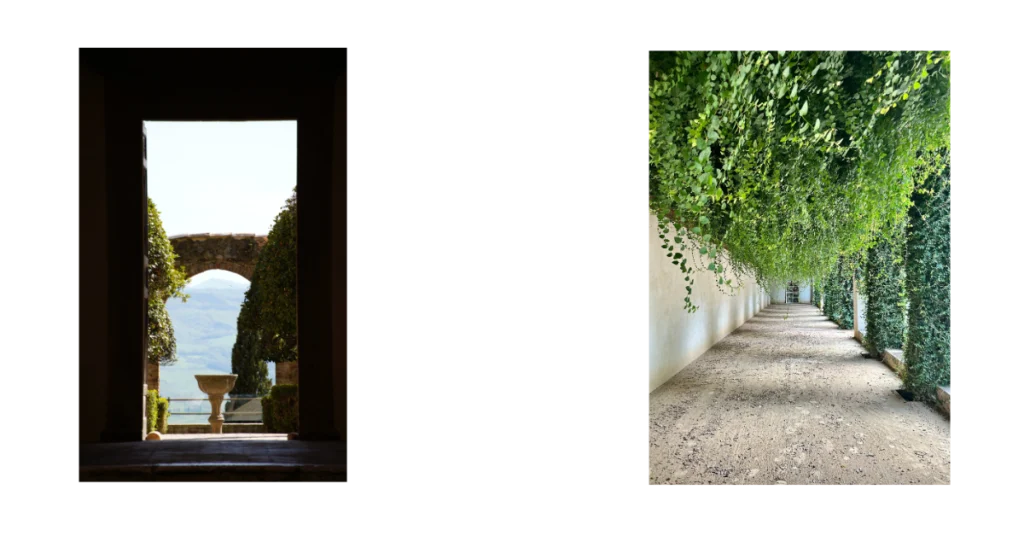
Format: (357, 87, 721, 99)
(650, 51, 950, 311)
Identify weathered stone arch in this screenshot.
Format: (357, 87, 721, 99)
(149, 233, 269, 392)
(169, 233, 268, 281)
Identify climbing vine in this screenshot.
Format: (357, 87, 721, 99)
(650, 51, 950, 310)
(864, 230, 906, 357)
(902, 160, 950, 402)
(823, 256, 854, 329)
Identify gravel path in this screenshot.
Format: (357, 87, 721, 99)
(650, 303, 950, 485)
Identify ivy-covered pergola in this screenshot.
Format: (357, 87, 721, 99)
(649, 51, 950, 407)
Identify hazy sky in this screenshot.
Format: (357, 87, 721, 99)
(145, 120, 297, 238)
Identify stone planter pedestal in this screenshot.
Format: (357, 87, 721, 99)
(195, 374, 238, 433)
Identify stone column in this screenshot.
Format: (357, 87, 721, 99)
(296, 86, 340, 441)
(100, 84, 147, 443)
(146, 362, 160, 394)
(276, 361, 299, 385)
(331, 71, 348, 442)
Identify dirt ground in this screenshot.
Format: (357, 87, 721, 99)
(650, 303, 950, 485)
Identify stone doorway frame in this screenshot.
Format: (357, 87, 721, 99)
(80, 49, 347, 443)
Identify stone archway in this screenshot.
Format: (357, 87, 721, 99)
(169, 233, 268, 281)
(149, 233, 269, 390)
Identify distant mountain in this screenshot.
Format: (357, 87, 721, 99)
(161, 275, 274, 400)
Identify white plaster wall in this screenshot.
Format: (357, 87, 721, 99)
(770, 282, 812, 303)
(770, 285, 787, 304)
(855, 286, 868, 335)
(650, 215, 769, 392)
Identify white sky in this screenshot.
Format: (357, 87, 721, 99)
(187, 270, 251, 286)
(145, 120, 297, 237)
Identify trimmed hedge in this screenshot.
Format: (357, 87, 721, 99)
(262, 390, 274, 431)
(146, 389, 159, 434)
(157, 397, 170, 434)
(262, 384, 299, 433)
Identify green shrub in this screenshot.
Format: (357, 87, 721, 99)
(157, 397, 170, 434)
(146, 389, 159, 434)
(268, 384, 298, 433)
(262, 390, 274, 431)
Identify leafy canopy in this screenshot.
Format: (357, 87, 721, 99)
(650, 51, 950, 310)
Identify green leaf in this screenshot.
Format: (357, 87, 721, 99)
(799, 101, 808, 117)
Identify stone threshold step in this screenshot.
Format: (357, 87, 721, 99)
(81, 463, 346, 481)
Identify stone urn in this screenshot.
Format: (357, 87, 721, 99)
(195, 374, 238, 433)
